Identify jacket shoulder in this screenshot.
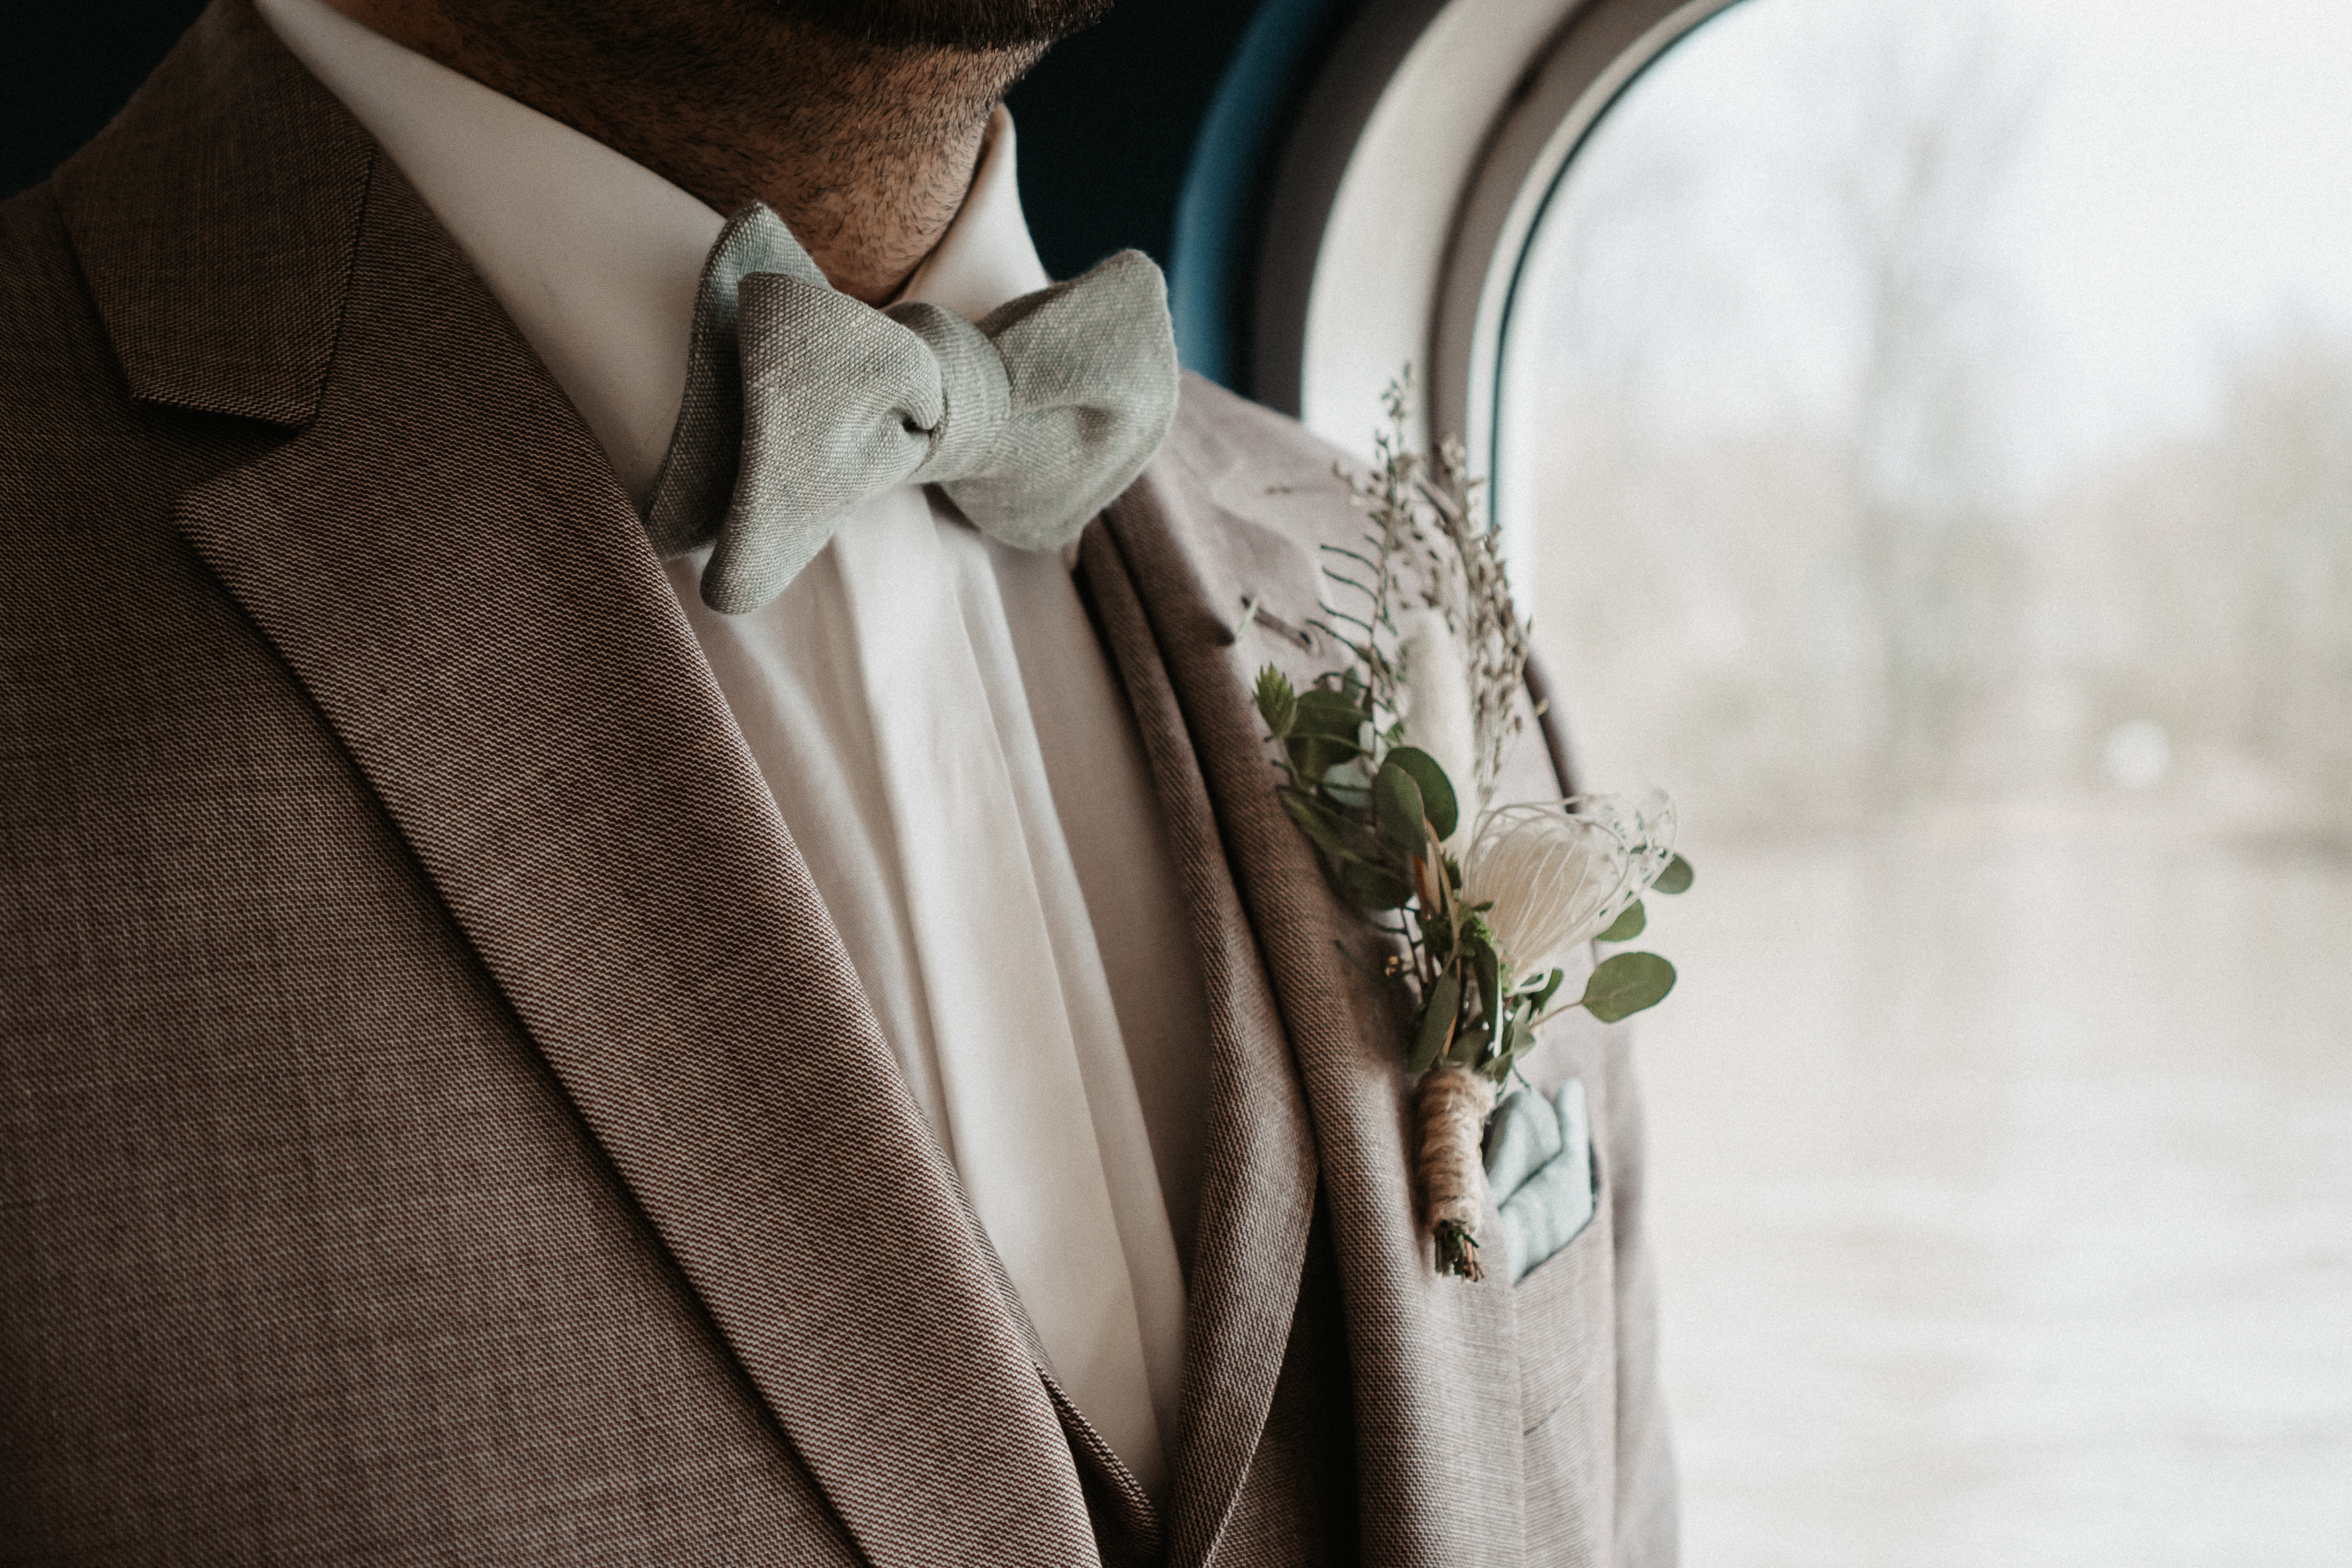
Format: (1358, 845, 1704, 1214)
(1164, 372, 1365, 501)
(1140, 373, 1372, 621)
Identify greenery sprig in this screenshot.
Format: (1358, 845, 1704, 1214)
(1253, 373, 1694, 1279)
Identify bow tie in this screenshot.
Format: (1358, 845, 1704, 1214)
(642, 203, 1180, 615)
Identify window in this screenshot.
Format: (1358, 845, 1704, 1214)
(1251, 0, 2352, 1555)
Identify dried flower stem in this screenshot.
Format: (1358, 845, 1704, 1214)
(1332, 372, 1535, 817)
(1316, 373, 1429, 738)
(1427, 436, 1533, 808)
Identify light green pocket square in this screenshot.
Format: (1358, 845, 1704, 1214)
(1485, 1079, 1596, 1284)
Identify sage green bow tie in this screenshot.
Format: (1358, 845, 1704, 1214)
(642, 203, 1180, 615)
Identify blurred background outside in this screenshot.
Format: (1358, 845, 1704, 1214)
(1499, 0, 2352, 1559)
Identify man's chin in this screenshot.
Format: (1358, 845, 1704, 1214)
(760, 0, 1114, 53)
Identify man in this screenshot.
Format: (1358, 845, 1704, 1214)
(0, 0, 1674, 1561)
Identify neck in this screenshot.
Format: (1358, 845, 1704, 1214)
(325, 0, 1041, 303)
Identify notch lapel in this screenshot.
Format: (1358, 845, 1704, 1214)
(58, 7, 1097, 1563)
(1103, 378, 1531, 1566)
(1078, 528, 1317, 1568)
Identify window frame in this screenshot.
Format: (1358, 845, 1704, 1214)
(1246, 0, 1745, 518)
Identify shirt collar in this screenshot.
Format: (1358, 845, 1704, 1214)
(254, 0, 1053, 504)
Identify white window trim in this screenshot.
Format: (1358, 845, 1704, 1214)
(1281, 0, 1743, 505)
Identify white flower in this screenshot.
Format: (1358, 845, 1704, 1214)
(1397, 609, 1478, 841)
(1565, 787, 1678, 896)
(1461, 791, 1678, 969)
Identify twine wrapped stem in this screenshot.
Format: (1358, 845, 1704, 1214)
(1416, 1065, 1498, 1279)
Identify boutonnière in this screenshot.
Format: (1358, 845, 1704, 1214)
(1252, 375, 1694, 1280)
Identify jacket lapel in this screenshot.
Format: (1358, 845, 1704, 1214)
(1078, 526, 1318, 1568)
(1103, 377, 1531, 1566)
(54, 7, 1096, 1565)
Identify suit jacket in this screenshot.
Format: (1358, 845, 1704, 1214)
(0, 3, 1675, 1563)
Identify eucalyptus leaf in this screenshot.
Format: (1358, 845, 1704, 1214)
(1383, 745, 1460, 841)
(1448, 1021, 1491, 1069)
(1597, 900, 1646, 943)
(1372, 762, 1427, 861)
(1336, 856, 1411, 912)
(1292, 687, 1370, 740)
(1287, 732, 1360, 784)
(1279, 788, 1350, 857)
(1315, 804, 1391, 870)
(1652, 853, 1695, 896)
(1581, 951, 1677, 1022)
(1409, 969, 1462, 1073)
(1527, 967, 1566, 1016)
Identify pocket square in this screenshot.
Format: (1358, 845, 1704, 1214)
(1485, 1079, 1596, 1284)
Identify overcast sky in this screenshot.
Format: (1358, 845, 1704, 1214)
(1517, 0, 2352, 500)
(1994, 0, 2352, 461)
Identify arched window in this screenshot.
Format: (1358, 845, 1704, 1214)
(1221, 0, 2352, 1554)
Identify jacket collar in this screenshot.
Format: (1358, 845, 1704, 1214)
(54, 0, 367, 426)
(54, 7, 1100, 1563)
(1075, 516, 1317, 1567)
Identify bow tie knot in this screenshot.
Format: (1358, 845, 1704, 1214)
(644, 204, 1179, 615)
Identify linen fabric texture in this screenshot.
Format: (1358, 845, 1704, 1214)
(0, 1, 1679, 1564)
(644, 202, 1179, 613)
(243, 0, 1199, 1497)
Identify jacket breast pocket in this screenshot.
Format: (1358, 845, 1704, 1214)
(1511, 1155, 1617, 1561)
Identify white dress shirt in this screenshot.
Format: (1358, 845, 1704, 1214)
(256, 0, 1212, 1500)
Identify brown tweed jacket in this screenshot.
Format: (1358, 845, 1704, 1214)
(0, 4, 1675, 1564)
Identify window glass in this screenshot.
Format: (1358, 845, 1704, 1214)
(1497, 0, 2352, 1556)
